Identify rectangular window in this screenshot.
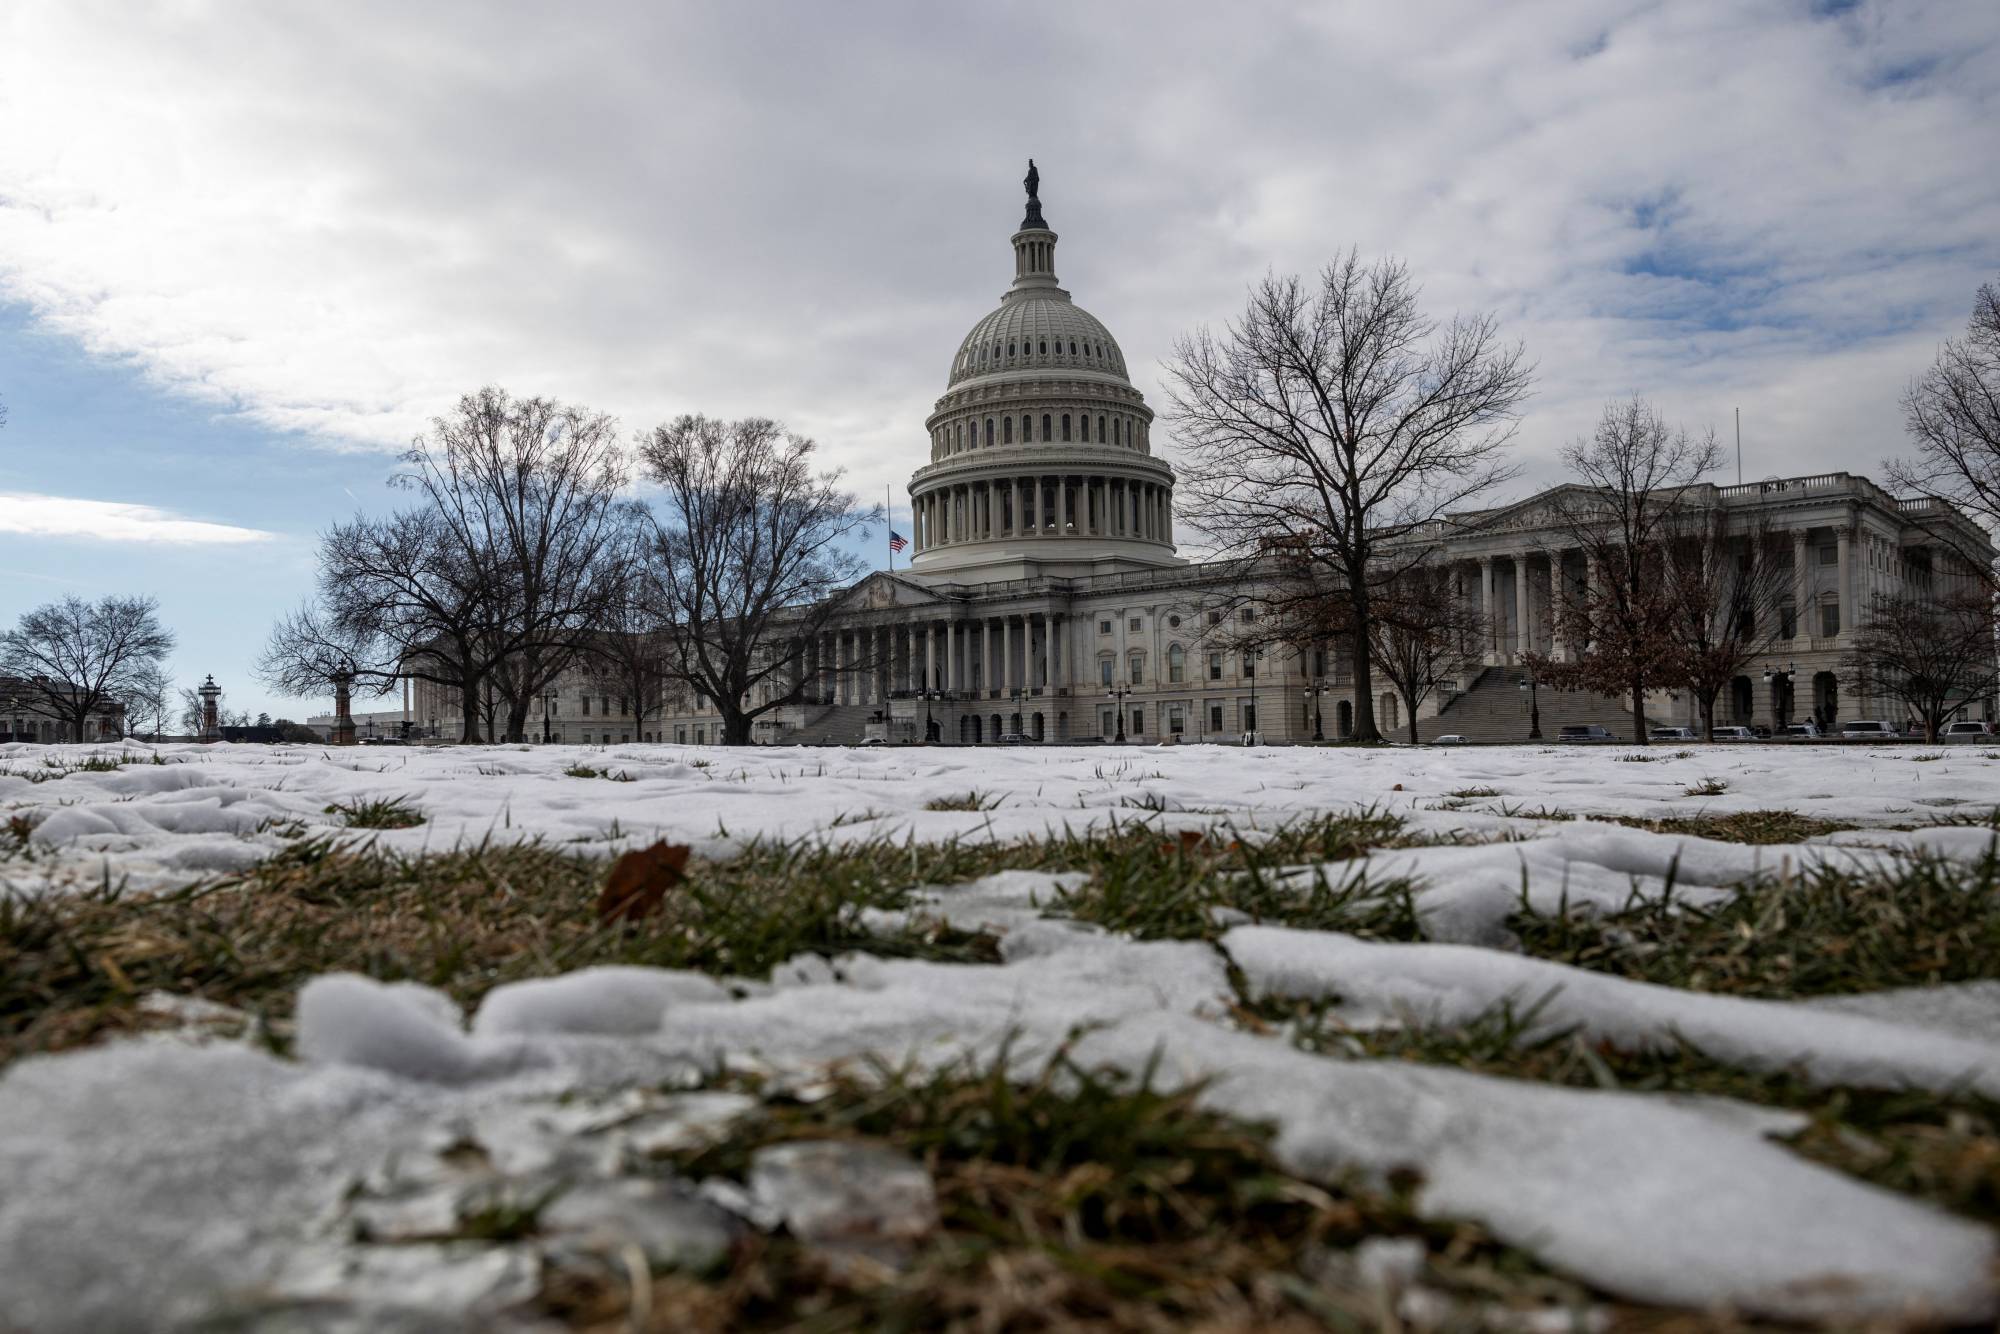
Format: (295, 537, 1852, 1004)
(1241, 608, 1257, 623)
(1168, 705, 1185, 734)
(1821, 602, 1840, 637)
(1243, 703, 1258, 732)
(1209, 704, 1224, 733)
(1208, 652, 1222, 681)
(1100, 659, 1113, 687)
(1131, 708, 1144, 734)
(1129, 657, 1144, 685)
(1100, 707, 1115, 737)
(1781, 604, 1797, 639)
(1243, 653, 1257, 678)
(1208, 610, 1223, 625)
(581, 697, 591, 716)
(1168, 653, 1184, 683)
(1819, 546, 1837, 566)
(1099, 619, 1112, 634)
(1128, 617, 1141, 632)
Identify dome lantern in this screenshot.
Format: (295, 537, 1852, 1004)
(1009, 158, 1061, 298)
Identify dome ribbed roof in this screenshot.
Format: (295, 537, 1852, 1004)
(948, 297, 1128, 387)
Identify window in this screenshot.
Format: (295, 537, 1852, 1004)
(1007, 341, 1015, 357)
(1128, 617, 1141, 632)
(985, 418, 994, 447)
(675, 726, 687, 744)
(1781, 603, 1798, 639)
(1099, 619, 1112, 634)
(1167, 644, 1185, 682)
(1168, 704, 1185, 734)
(1209, 703, 1224, 733)
(1243, 653, 1257, 678)
(581, 697, 591, 716)
(1130, 708, 1144, 734)
(1208, 651, 1223, 681)
(1208, 609, 1223, 625)
(600, 696, 610, 716)
(1167, 615, 1181, 628)
(1100, 707, 1115, 737)
(1241, 608, 1257, 623)
(1243, 703, 1258, 732)
(1070, 341, 1078, 355)
(1021, 414, 1031, 442)
(1062, 414, 1072, 441)
(1098, 414, 1107, 443)
(1100, 658, 1114, 687)
(1039, 340, 1047, 354)
(1819, 546, 1837, 566)
(1042, 414, 1052, 441)
(1081, 415, 1090, 442)
(1820, 602, 1840, 637)
(617, 697, 627, 716)
(1003, 416, 1013, 444)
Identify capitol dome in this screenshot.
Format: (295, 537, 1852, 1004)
(906, 162, 1179, 581)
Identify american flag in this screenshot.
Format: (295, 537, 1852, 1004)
(888, 530, 909, 553)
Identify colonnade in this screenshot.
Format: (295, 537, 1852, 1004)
(911, 475, 1171, 551)
(782, 613, 1069, 705)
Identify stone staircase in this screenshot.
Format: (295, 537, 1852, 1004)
(1416, 666, 1654, 743)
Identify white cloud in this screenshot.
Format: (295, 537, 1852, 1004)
(0, 1, 1997, 512)
(0, 493, 274, 545)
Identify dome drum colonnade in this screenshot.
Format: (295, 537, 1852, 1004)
(907, 160, 1179, 575)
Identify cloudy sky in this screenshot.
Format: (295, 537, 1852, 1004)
(3, 0, 1997, 718)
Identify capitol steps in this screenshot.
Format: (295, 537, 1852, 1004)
(1415, 666, 1657, 744)
(785, 704, 878, 745)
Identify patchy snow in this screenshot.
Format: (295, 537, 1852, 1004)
(6, 740, 2000, 1326)
(5, 738, 1999, 901)
(1225, 925, 2000, 1098)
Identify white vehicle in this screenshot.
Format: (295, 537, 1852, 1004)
(1782, 722, 1822, 738)
(1708, 726, 1757, 741)
(1943, 720, 1996, 739)
(1648, 726, 1697, 741)
(1432, 734, 1469, 746)
(1839, 719, 1897, 740)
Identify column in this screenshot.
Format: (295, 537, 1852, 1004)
(1060, 478, 1072, 534)
(1044, 614, 1058, 692)
(924, 623, 936, 691)
(944, 622, 956, 691)
(1835, 525, 1852, 639)
(1013, 478, 1026, 534)
(1002, 617, 1014, 692)
(1793, 529, 1809, 637)
(1513, 554, 1530, 661)
(1480, 556, 1497, 665)
(1545, 550, 1564, 660)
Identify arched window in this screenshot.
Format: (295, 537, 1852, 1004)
(1062, 414, 1072, 441)
(1007, 341, 1015, 357)
(984, 418, 994, 447)
(1167, 643, 1186, 683)
(1042, 414, 1052, 441)
(1021, 414, 1031, 442)
(1097, 414, 1107, 443)
(1114, 419, 1122, 446)
(1070, 340, 1078, 355)
(1039, 339, 1047, 354)
(1080, 415, 1090, 442)
(1002, 416, 1013, 444)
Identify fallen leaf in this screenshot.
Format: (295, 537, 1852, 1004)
(598, 841, 692, 924)
(1391, 783, 1404, 792)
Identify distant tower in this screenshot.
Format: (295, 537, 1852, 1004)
(331, 668, 357, 746)
(198, 675, 221, 743)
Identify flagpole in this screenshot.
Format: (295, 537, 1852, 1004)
(886, 485, 894, 572)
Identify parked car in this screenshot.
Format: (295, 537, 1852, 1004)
(1750, 725, 1774, 739)
(1942, 720, 1996, 740)
(995, 731, 1032, 745)
(1432, 734, 1469, 746)
(1709, 726, 1757, 741)
(1648, 726, 1697, 741)
(1839, 719, 1898, 740)
(1556, 724, 1618, 743)
(1782, 721, 1822, 738)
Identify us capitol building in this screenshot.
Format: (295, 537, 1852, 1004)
(417, 167, 1995, 746)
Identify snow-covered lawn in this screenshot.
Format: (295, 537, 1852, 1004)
(4, 740, 2000, 1327)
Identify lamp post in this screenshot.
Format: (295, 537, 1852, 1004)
(917, 687, 941, 744)
(1762, 661, 1796, 732)
(1010, 685, 1027, 741)
(1517, 669, 1542, 741)
(541, 689, 556, 744)
(197, 675, 222, 744)
(1304, 678, 1328, 742)
(1110, 683, 1129, 743)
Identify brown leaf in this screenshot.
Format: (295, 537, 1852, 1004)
(597, 841, 692, 924)
(1391, 783, 1404, 792)
(1159, 829, 1210, 856)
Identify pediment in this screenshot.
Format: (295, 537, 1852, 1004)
(831, 572, 949, 613)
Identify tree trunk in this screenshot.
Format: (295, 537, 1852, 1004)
(1349, 579, 1381, 743)
(1405, 694, 1420, 746)
(721, 706, 754, 746)
(505, 699, 531, 744)
(458, 677, 485, 744)
(1697, 694, 1715, 742)
(1630, 672, 1648, 744)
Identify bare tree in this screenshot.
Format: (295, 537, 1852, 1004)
(1886, 276, 2000, 577)
(578, 537, 686, 740)
(178, 687, 249, 735)
(1166, 252, 1531, 743)
(0, 595, 175, 742)
(119, 660, 176, 740)
(1540, 399, 1726, 743)
(638, 415, 876, 746)
(1658, 510, 1793, 740)
(1366, 565, 1486, 744)
(1844, 589, 2000, 741)
(394, 387, 635, 742)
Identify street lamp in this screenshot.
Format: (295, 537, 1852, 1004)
(541, 689, 556, 744)
(1303, 678, 1329, 742)
(915, 687, 942, 744)
(1517, 669, 1542, 741)
(1110, 683, 1129, 743)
